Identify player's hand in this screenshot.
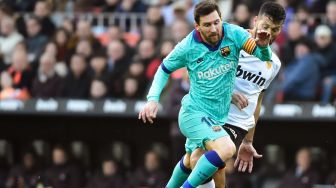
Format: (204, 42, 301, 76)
(138, 101, 159, 124)
(234, 141, 262, 173)
(231, 92, 248, 110)
(255, 29, 271, 47)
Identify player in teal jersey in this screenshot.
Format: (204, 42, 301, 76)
(139, 1, 272, 188)
(188, 2, 286, 188)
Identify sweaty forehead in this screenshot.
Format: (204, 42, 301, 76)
(199, 11, 221, 24)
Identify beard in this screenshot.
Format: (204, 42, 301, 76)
(205, 33, 220, 46)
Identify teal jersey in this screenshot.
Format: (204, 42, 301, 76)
(147, 22, 271, 124)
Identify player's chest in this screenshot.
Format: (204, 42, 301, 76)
(187, 43, 238, 72)
(235, 60, 273, 87)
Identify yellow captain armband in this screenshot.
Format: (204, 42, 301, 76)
(242, 38, 257, 54)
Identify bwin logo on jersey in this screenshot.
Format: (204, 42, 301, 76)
(236, 65, 266, 86)
(198, 61, 234, 80)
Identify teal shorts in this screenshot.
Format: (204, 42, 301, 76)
(178, 106, 229, 154)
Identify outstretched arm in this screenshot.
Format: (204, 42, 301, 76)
(242, 30, 272, 61)
(234, 92, 264, 173)
(139, 42, 186, 124)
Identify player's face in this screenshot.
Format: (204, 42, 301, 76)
(254, 15, 283, 44)
(195, 10, 223, 46)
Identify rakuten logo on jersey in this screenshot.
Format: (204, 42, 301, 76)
(197, 61, 234, 80)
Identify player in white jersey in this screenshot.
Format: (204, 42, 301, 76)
(190, 2, 285, 188)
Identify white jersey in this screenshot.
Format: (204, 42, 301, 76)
(226, 50, 281, 130)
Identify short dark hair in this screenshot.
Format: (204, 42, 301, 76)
(194, 0, 221, 24)
(258, 2, 286, 24)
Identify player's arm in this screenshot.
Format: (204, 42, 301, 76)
(244, 91, 264, 143)
(242, 34, 272, 62)
(138, 42, 187, 124)
(233, 24, 272, 61)
(234, 92, 264, 173)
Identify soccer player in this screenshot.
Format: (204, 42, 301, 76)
(190, 2, 286, 188)
(138, 1, 272, 188)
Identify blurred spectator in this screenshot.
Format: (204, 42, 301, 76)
(160, 40, 174, 59)
(136, 39, 160, 80)
(7, 49, 33, 92)
(0, 16, 24, 66)
(164, 68, 188, 163)
(4, 0, 37, 12)
(232, 3, 251, 28)
(45, 146, 82, 188)
(295, 4, 317, 38)
(5, 150, 42, 188)
(314, 25, 336, 104)
(89, 54, 109, 82)
(102, 0, 120, 12)
(276, 0, 295, 32)
(281, 20, 305, 66)
(98, 25, 123, 46)
(326, 1, 336, 40)
(62, 54, 91, 99)
(146, 5, 165, 29)
(141, 24, 160, 45)
(278, 147, 319, 188)
(98, 25, 137, 55)
(44, 41, 69, 78)
(75, 39, 93, 61)
(67, 20, 101, 55)
(173, 1, 188, 21)
(159, 0, 174, 26)
(86, 158, 123, 188)
(255, 145, 285, 188)
(31, 53, 63, 98)
(122, 75, 144, 99)
(25, 16, 48, 63)
(54, 28, 70, 62)
(305, 0, 328, 13)
(121, 59, 147, 99)
(169, 19, 191, 43)
(61, 18, 74, 34)
(132, 150, 167, 188)
(74, 0, 93, 12)
(225, 158, 251, 188)
(0, 3, 12, 23)
(90, 79, 108, 99)
(116, 0, 147, 13)
(44, 41, 58, 61)
(33, 0, 56, 36)
(281, 38, 325, 101)
(107, 40, 131, 97)
(0, 71, 30, 100)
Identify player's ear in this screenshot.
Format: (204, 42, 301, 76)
(194, 22, 200, 31)
(253, 16, 258, 27)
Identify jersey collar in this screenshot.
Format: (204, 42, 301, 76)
(193, 25, 224, 52)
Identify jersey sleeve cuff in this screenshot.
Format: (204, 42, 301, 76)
(147, 96, 159, 102)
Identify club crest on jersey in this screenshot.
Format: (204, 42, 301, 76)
(220, 46, 230, 56)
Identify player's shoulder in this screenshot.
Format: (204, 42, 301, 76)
(173, 31, 195, 53)
(223, 22, 247, 35)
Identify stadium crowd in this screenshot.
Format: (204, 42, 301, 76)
(0, 0, 336, 187)
(0, 0, 336, 104)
